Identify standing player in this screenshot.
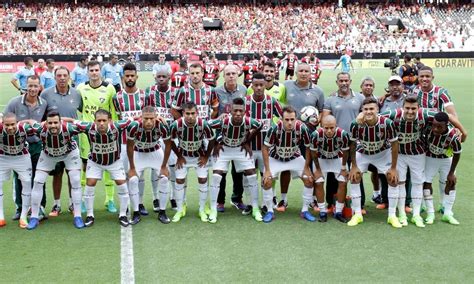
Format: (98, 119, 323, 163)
(261, 106, 314, 223)
(71, 56, 89, 88)
(40, 59, 56, 90)
(171, 61, 188, 88)
(423, 112, 462, 225)
(310, 115, 350, 223)
(269, 52, 282, 81)
(127, 106, 171, 224)
(348, 97, 400, 228)
(11, 57, 35, 95)
(209, 98, 263, 223)
(282, 51, 298, 80)
(166, 102, 215, 223)
(77, 61, 118, 213)
(34, 59, 46, 77)
(0, 113, 33, 228)
(203, 53, 220, 87)
(241, 56, 258, 89)
(334, 48, 354, 73)
(101, 54, 123, 92)
(27, 112, 84, 230)
(308, 54, 322, 85)
(247, 62, 286, 105)
(75, 110, 133, 227)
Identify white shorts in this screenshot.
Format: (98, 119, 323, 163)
(424, 156, 452, 183)
(37, 148, 82, 172)
(86, 159, 126, 181)
(159, 138, 177, 166)
(316, 158, 346, 183)
(0, 154, 32, 182)
(253, 151, 264, 173)
(175, 156, 209, 180)
(213, 145, 255, 173)
(356, 149, 392, 174)
(398, 154, 425, 184)
(268, 156, 306, 179)
(135, 149, 164, 177)
(120, 145, 130, 173)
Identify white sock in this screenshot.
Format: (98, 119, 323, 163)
(336, 201, 344, 214)
(158, 175, 169, 210)
(302, 186, 313, 212)
(281, 193, 287, 203)
(71, 186, 82, 218)
(210, 174, 222, 210)
(198, 182, 208, 212)
(242, 174, 250, 205)
(263, 189, 274, 213)
(151, 170, 159, 200)
(138, 177, 145, 204)
(169, 165, 176, 200)
(387, 185, 399, 217)
(30, 181, 44, 218)
(373, 190, 381, 197)
(0, 181, 4, 220)
(245, 174, 259, 208)
(397, 184, 406, 216)
(116, 183, 129, 217)
(423, 189, 435, 214)
(443, 190, 456, 216)
(411, 183, 423, 216)
(54, 199, 61, 207)
(20, 180, 31, 219)
(175, 183, 185, 211)
(128, 176, 140, 212)
(439, 181, 446, 205)
(84, 185, 95, 217)
(350, 183, 362, 214)
(318, 202, 327, 213)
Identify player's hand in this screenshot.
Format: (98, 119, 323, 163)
(356, 112, 365, 125)
(213, 143, 223, 158)
(160, 166, 169, 178)
(339, 169, 348, 181)
(446, 172, 457, 192)
(386, 168, 399, 186)
(198, 155, 209, 167)
(156, 115, 167, 125)
(176, 156, 186, 170)
(128, 168, 137, 179)
(349, 166, 361, 183)
(218, 113, 229, 120)
(456, 128, 467, 143)
(263, 170, 273, 189)
(241, 142, 252, 158)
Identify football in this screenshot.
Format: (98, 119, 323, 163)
(300, 106, 319, 124)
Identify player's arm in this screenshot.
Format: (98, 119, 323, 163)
(11, 71, 22, 92)
(333, 59, 341, 69)
(171, 89, 183, 119)
(446, 113, 467, 142)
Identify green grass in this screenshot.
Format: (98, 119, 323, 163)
(0, 68, 473, 282)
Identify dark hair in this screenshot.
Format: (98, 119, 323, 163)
(263, 61, 276, 69)
(46, 58, 55, 65)
(403, 95, 418, 105)
(24, 57, 33, 65)
(404, 54, 412, 61)
(142, 106, 156, 114)
(47, 111, 61, 120)
(189, 63, 203, 71)
(94, 109, 111, 119)
(337, 72, 351, 80)
(434, 112, 449, 123)
(272, 51, 278, 57)
(182, 102, 197, 111)
(232, 97, 245, 106)
(179, 60, 187, 68)
(27, 75, 40, 82)
(415, 54, 421, 61)
(419, 66, 433, 73)
(54, 66, 70, 76)
(123, 62, 137, 73)
(87, 60, 101, 70)
(252, 72, 265, 81)
(282, 105, 296, 115)
(362, 97, 378, 106)
(79, 56, 88, 63)
(110, 54, 118, 59)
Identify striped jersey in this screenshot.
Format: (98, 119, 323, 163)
(145, 85, 177, 123)
(425, 126, 462, 159)
(210, 116, 261, 148)
(350, 116, 398, 155)
(169, 117, 215, 157)
(264, 120, 311, 161)
(310, 127, 349, 159)
(412, 85, 453, 112)
(172, 84, 218, 120)
(245, 95, 283, 151)
(380, 108, 435, 155)
(127, 120, 170, 153)
(0, 122, 34, 156)
(35, 121, 80, 157)
(112, 88, 147, 143)
(75, 119, 132, 165)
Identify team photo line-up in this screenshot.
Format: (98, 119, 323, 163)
(1, 54, 467, 230)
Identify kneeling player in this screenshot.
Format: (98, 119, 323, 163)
(27, 112, 84, 229)
(127, 106, 171, 224)
(262, 106, 314, 223)
(310, 115, 349, 223)
(423, 112, 462, 225)
(75, 109, 133, 227)
(166, 102, 215, 223)
(209, 98, 262, 223)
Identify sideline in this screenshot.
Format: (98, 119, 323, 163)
(121, 226, 135, 284)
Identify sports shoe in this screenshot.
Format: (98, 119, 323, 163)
(261, 205, 268, 214)
(410, 215, 425, 228)
(172, 210, 185, 223)
(217, 203, 225, 213)
(437, 204, 445, 214)
(12, 210, 20, 221)
(272, 196, 278, 209)
(68, 204, 74, 214)
(27, 217, 39, 230)
(170, 199, 177, 211)
(84, 216, 95, 227)
(405, 206, 412, 214)
(242, 205, 252, 216)
(73, 217, 85, 229)
(39, 206, 48, 221)
(387, 216, 403, 228)
(158, 210, 170, 224)
(376, 203, 387, 210)
(334, 212, 348, 223)
(130, 211, 141, 225)
(208, 209, 217, 224)
(49, 205, 61, 217)
(106, 200, 117, 213)
(372, 195, 383, 204)
(425, 213, 435, 225)
(0, 219, 6, 227)
(347, 214, 363, 227)
(300, 211, 317, 222)
(231, 200, 246, 211)
(199, 210, 209, 223)
(182, 203, 187, 216)
(319, 212, 328, 222)
(252, 208, 263, 222)
(441, 214, 460, 225)
(276, 200, 288, 212)
(138, 204, 149, 216)
(19, 218, 28, 229)
(119, 216, 129, 227)
(398, 214, 408, 227)
(153, 199, 160, 213)
(263, 212, 274, 223)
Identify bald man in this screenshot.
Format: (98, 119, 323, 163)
(309, 115, 350, 223)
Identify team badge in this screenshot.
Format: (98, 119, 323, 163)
(99, 97, 105, 104)
(377, 132, 384, 138)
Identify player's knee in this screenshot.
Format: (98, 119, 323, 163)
(303, 180, 313, 188)
(129, 175, 139, 187)
(197, 177, 208, 184)
(244, 169, 256, 176)
(33, 170, 49, 185)
(68, 170, 81, 188)
(176, 178, 185, 185)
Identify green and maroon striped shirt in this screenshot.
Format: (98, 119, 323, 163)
(210, 116, 261, 148)
(264, 120, 311, 161)
(425, 126, 462, 159)
(310, 127, 349, 159)
(0, 122, 34, 156)
(172, 84, 218, 120)
(35, 121, 80, 157)
(412, 85, 453, 112)
(145, 85, 177, 123)
(169, 117, 215, 158)
(350, 116, 398, 155)
(112, 89, 147, 144)
(127, 120, 170, 153)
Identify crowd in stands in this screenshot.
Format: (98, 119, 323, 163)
(0, 2, 472, 55)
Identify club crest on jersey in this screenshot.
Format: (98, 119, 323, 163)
(99, 97, 105, 104)
(264, 108, 270, 115)
(377, 132, 384, 138)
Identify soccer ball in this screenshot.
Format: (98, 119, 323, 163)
(300, 106, 319, 125)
